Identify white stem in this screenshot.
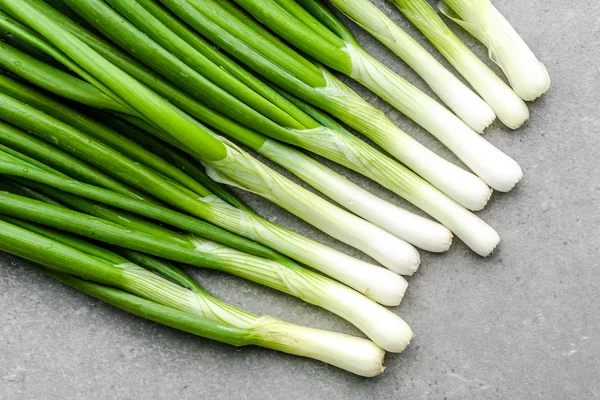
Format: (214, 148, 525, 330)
(316, 68, 493, 210)
(251, 317, 386, 377)
(204, 139, 421, 272)
(199, 195, 409, 306)
(393, 0, 529, 129)
(189, 237, 413, 351)
(441, 0, 551, 101)
(316, 277, 414, 353)
(123, 266, 387, 377)
(416, 183, 500, 256)
(329, 0, 495, 132)
(344, 44, 523, 192)
(259, 138, 452, 254)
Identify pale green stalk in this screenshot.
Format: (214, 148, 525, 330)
(0, 0, 422, 269)
(328, 0, 496, 132)
(231, 0, 523, 191)
(440, 0, 551, 101)
(0, 219, 387, 376)
(391, 0, 529, 129)
(0, 189, 414, 352)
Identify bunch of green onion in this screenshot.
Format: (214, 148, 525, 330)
(0, 0, 549, 376)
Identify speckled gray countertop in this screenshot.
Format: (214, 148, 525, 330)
(1, 1, 599, 399)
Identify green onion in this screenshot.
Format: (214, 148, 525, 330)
(0, 188, 414, 352)
(222, 0, 523, 191)
(0, 221, 387, 377)
(0, 4, 425, 270)
(0, 31, 453, 253)
(16, 0, 448, 252)
(0, 75, 490, 257)
(0, 144, 410, 306)
(389, 0, 529, 129)
(46, 270, 387, 377)
(0, 69, 418, 283)
(63, 0, 501, 255)
(0, 25, 465, 258)
(439, 0, 551, 101)
(131, 0, 498, 210)
(320, 0, 496, 132)
(0, 87, 421, 273)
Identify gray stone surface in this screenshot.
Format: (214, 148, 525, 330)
(1, 0, 599, 398)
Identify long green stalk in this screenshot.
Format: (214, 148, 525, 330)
(439, 0, 551, 101)
(0, 221, 387, 376)
(0, 87, 421, 272)
(389, 0, 529, 129)
(0, 73, 211, 199)
(0, 208, 201, 291)
(0, 81, 423, 283)
(323, 0, 497, 132)
(35, 0, 497, 213)
(0, 69, 246, 212)
(0, 10, 137, 116)
(91, 112, 249, 211)
(208, 0, 523, 192)
(0, 35, 452, 253)
(0, 7, 424, 269)
(0, 149, 409, 307)
(0, 119, 153, 202)
(2, 1, 225, 163)
(0, 190, 413, 352)
(4, 2, 451, 252)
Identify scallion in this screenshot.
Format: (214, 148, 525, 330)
(439, 0, 551, 101)
(325, 0, 497, 132)
(0, 219, 387, 376)
(0, 143, 409, 307)
(0, 4, 426, 269)
(353, 0, 530, 129)
(0, 186, 413, 352)
(223, 0, 523, 191)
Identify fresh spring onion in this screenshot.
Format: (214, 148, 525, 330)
(0, 4, 424, 271)
(439, 0, 551, 101)
(223, 0, 523, 191)
(0, 60, 488, 260)
(0, 220, 387, 377)
(112, 113, 452, 253)
(34, 0, 504, 255)
(325, 0, 496, 132)
(111, 0, 497, 211)
(0, 181, 413, 352)
(0, 34, 469, 256)
(0, 4, 453, 251)
(50, 270, 387, 377)
(0, 143, 288, 264)
(0, 89, 421, 275)
(0, 125, 409, 307)
(0, 36, 453, 255)
(339, 0, 529, 130)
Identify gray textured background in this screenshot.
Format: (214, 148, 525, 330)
(1, 0, 599, 399)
